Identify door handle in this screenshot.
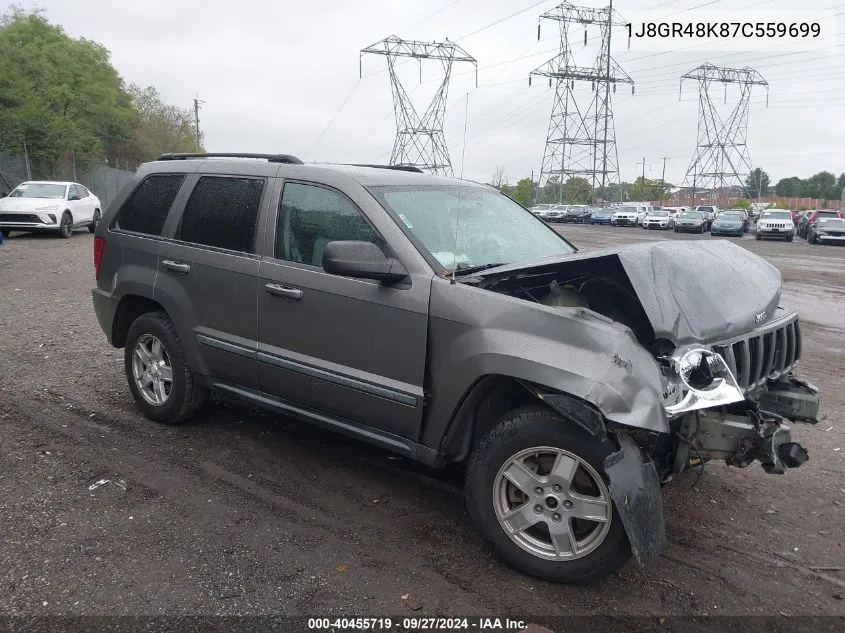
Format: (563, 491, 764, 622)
(162, 260, 191, 274)
(265, 283, 302, 301)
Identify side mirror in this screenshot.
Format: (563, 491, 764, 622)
(68, 193, 80, 201)
(322, 240, 408, 283)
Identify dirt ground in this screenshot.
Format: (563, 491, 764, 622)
(1, 224, 843, 621)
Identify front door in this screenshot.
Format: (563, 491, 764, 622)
(257, 180, 430, 440)
(155, 174, 267, 389)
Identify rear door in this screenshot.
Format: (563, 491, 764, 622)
(256, 178, 430, 440)
(155, 174, 267, 389)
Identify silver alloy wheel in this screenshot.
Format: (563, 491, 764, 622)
(493, 446, 612, 561)
(131, 334, 173, 406)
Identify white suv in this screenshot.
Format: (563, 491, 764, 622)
(642, 209, 673, 230)
(0, 181, 102, 238)
(611, 204, 650, 227)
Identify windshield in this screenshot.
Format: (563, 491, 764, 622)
(371, 185, 576, 273)
(648, 210, 668, 217)
(761, 211, 791, 220)
(9, 183, 66, 199)
(719, 213, 743, 220)
(697, 206, 714, 213)
(679, 212, 704, 219)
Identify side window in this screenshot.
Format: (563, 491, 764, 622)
(179, 176, 265, 253)
(78, 186, 89, 198)
(276, 182, 386, 267)
(68, 185, 79, 199)
(116, 174, 186, 236)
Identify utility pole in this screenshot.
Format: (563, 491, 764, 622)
(193, 96, 205, 153)
(22, 140, 32, 180)
(635, 157, 651, 200)
(361, 37, 476, 175)
(680, 63, 768, 203)
(530, 3, 633, 205)
(660, 156, 668, 202)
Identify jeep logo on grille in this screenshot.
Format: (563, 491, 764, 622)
(755, 310, 768, 325)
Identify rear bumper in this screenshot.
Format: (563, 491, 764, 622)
(91, 288, 119, 345)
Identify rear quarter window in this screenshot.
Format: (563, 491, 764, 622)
(115, 174, 186, 235)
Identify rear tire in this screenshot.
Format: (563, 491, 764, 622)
(465, 405, 631, 584)
(1, 229, 9, 238)
(756, 233, 762, 241)
(124, 311, 205, 424)
(88, 209, 101, 233)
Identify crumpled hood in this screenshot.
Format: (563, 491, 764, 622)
(479, 240, 782, 345)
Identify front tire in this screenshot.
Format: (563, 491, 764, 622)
(465, 405, 631, 584)
(88, 209, 101, 233)
(58, 211, 73, 238)
(1, 229, 9, 238)
(124, 312, 205, 424)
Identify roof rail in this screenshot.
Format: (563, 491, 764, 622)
(350, 163, 424, 173)
(156, 152, 304, 164)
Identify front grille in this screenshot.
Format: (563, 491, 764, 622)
(713, 315, 801, 393)
(0, 213, 43, 223)
(762, 222, 789, 229)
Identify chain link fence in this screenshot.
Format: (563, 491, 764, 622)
(0, 153, 135, 210)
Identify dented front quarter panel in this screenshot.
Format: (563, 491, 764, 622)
(420, 278, 670, 450)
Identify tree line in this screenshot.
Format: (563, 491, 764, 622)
(0, 7, 202, 175)
(492, 165, 843, 208)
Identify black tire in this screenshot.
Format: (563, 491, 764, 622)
(88, 209, 101, 233)
(1, 229, 9, 238)
(58, 211, 73, 238)
(786, 234, 794, 242)
(756, 232, 761, 240)
(465, 405, 631, 584)
(674, 227, 679, 233)
(124, 311, 205, 424)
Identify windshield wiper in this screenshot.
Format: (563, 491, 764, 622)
(450, 262, 509, 276)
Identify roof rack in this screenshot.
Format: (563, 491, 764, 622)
(156, 152, 304, 164)
(350, 163, 424, 173)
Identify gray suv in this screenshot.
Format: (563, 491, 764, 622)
(92, 153, 820, 584)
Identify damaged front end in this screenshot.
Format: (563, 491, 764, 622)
(657, 313, 819, 479)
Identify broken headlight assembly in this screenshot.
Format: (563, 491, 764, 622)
(661, 346, 745, 417)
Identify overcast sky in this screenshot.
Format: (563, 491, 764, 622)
(27, 0, 845, 186)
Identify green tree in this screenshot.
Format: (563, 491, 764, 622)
(596, 181, 632, 203)
(805, 171, 838, 200)
(128, 84, 202, 162)
(0, 7, 136, 171)
(745, 167, 770, 199)
(562, 177, 592, 204)
(775, 176, 805, 197)
(733, 198, 751, 209)
(630, 177, 666, 201)
(510, 177, 534, 207)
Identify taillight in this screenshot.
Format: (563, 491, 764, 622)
(93, 235, 105, 280)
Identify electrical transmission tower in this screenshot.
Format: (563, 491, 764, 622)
(360, 36, 477, 176)
(680, 63, 769, 205)
(530, 1, 633, 204)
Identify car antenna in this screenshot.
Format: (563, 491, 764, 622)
(452, 91, 471, 285)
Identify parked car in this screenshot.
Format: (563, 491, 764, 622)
(693, 205, 718, 230)
(611, 204, 649, 227)
(722, 208, 749, 233)
(0, 181, 102, 238)
(92, 153, 817, 585)
(756, 210, 795, 241)
(642, 209, 673, 230)
(529, 204, 554, 221)
(807, 217, 845, 245)
(545, 204, 568, 223)
(710, 211, 746, 237)
(589, 208, 615, 225)
(561, 206, 591, 223)
(674, 210, 707, 233)
(798, 209, 841, 239)
(789, 210, 802, 226)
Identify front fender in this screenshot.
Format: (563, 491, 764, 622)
(421, 281, 669, 450)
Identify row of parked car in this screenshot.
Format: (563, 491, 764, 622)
(528, 202, 844, 245)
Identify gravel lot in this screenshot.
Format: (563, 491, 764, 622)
(1, 225, 843, 619)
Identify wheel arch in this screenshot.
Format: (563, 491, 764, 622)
(112, 294, 167, 348)
(438, 375, 610, 463)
